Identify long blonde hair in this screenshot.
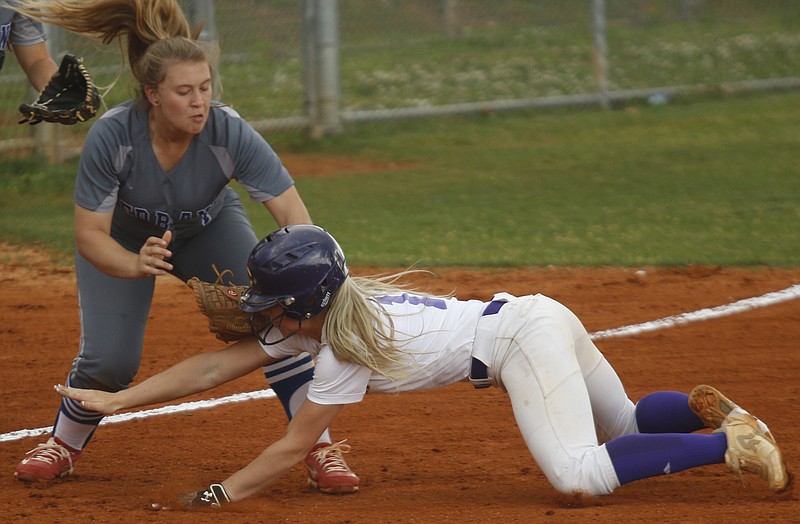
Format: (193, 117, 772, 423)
(14, 0, 219, 108)
(324, 271, 444, 380)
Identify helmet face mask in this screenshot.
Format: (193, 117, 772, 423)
(241, 225, 348, 324)
(249, 308, 301, 346)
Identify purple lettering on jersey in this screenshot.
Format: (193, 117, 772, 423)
(197, 207, 211, 226)
(375, 293, 447, 310)
(116, 201, 213, 227)
(133, 207, 149, 221)
(154, 211, 172, 230)
(0, 24, 10, 51)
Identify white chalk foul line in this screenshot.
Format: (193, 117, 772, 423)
(0, 389, 276, 443)
(3, 283, 799, 444)
(589, 283, 800, 340)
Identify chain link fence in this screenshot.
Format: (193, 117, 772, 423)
(2, 0, 799, 162)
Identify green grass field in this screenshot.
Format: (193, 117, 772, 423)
(1, 90, 799, 268)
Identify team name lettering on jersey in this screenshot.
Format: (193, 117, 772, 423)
(375, 293, 447, 310)
(118, 200, 214, 228)
(154, 211, 171, 229)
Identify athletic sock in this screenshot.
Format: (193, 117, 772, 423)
(53, 436, 81, 454)
(606, 432, 726, 484)
(52, 397, 101, 450)
(263, 354, 332, 446)
(635, 391, 706, 433)
(263, 354, 316, 418)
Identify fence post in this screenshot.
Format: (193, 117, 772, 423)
(590, 0, 610, 109)
(442, 0, 458, 38)
(303, 0, 341, 137)
(302, 0, 320, 137)
(185, 0, 217, 41)
(185, 0, 220, 99)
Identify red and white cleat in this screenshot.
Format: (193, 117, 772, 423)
(304, 440, 359, 494)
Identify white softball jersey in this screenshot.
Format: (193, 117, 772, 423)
(260, 293, 488, 404)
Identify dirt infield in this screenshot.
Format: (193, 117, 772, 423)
(1, 245, 797, 523)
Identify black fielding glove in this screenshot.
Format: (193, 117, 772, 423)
(18, 54, 101, 125)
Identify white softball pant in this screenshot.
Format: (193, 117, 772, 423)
(478, 293, 637, 495)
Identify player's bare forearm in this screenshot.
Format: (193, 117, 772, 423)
(116, 340, 271, 407)
(75, 205, 173, 278)
(262, 186, 312, 227)
(221, 400, 343, 501)
(222, 434, 315, 501)
(56, 339, 273, 413)
(14, 42, 58, 91)
(78, 231, 171, 279)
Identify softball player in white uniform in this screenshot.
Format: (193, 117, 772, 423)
(54, 225, 790, 506)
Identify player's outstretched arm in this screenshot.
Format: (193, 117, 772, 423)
(217, 399, 344, 502)
(55, 338, 275, 414)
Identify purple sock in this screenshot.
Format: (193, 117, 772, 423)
(606, 432, 726, 485)
(636, 391, 706, 433)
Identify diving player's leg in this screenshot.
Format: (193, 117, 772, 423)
(524, 297, 776, 492)
(496, 297, 620, 495)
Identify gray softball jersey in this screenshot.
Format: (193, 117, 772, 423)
(74, 101, 295, 252)
(0, 3, 48, 72)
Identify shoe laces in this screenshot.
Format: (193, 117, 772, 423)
(721, 416, 775, 472)
(25, 439, 77, 468)
(311, 440, 353, 474)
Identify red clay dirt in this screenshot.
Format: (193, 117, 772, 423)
(1, 244, 797, 523)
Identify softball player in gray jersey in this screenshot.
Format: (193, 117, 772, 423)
(53, 226, 790, 506)
(14, 0, 358, 493)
